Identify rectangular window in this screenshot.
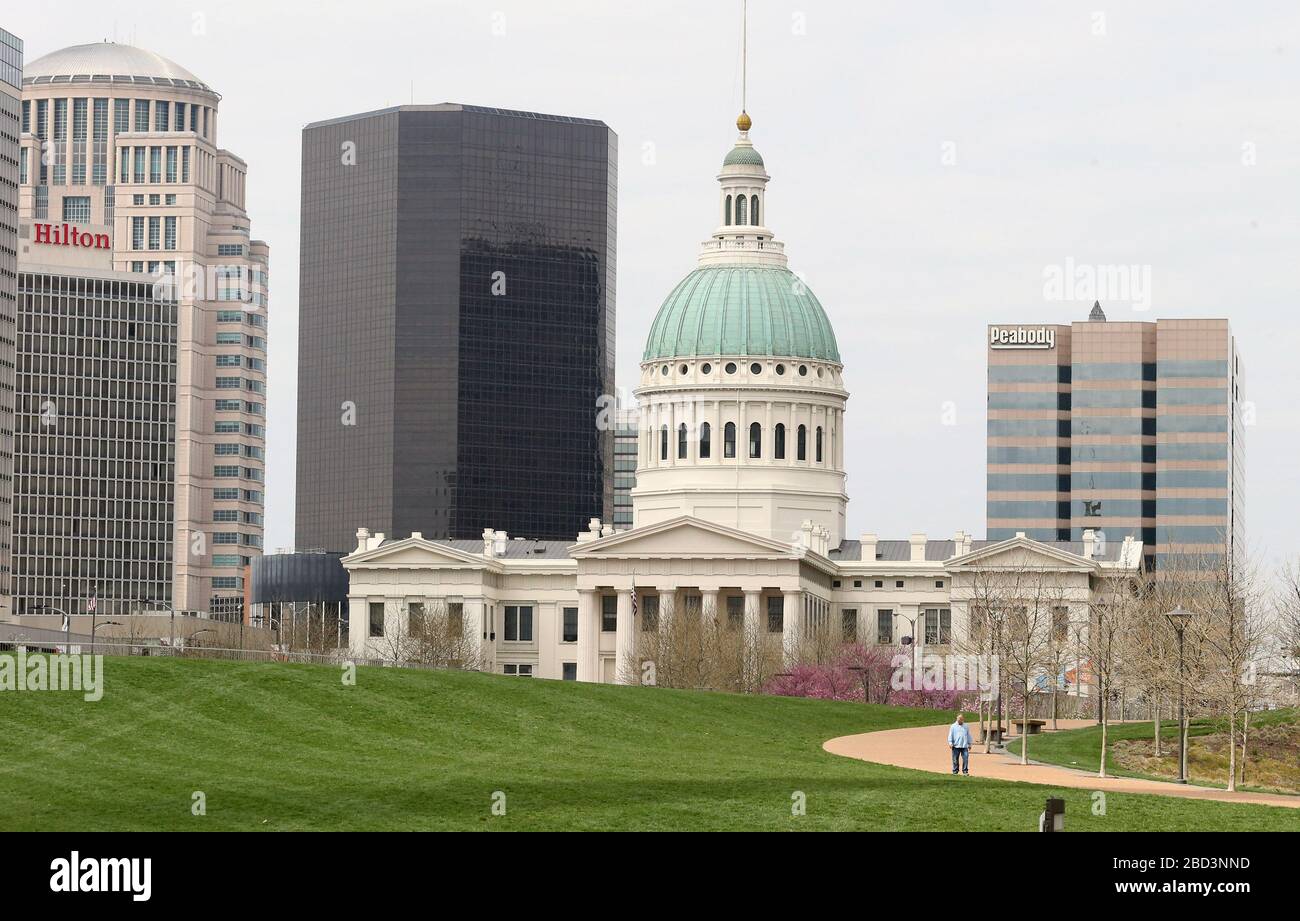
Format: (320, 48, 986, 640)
(877, 609, 894, 645)
(408, 602, 425, 638)
(213, 488, 239, 500)
(166, 146, 177, 182)
(148, 216, 160, 250)
(61, 196, 91, 223)
(131, 216, 144, 250)
(601, 595, 618, 632)
(216, 377, 241, 389)
(114, 98, 130, 133)
(503, 664, 534, 678)
(135, 99, 150, 132)
(504, 605, 534, 642)
(640, 594, 659, 632)
(155, 101, 169, 132)
(369, 602, 385, 638)
(182, 145, 190, 182)
(924, 608, 952, 645)
(562, 607, 578, 643)
(164, 215, 177, 250)
(767, 595, 784, 633)
(448, 603, 464, 636)
(841, 609, 858, 643)
(726, 595, 744, 630)
(149, 146, 161, 183)
(562, 662, 577, 681)
(214, 444, 240, 456)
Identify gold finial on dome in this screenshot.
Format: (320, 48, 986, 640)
(737, 110, 752, 132)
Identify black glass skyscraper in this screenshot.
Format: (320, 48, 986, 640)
(297, 105, 616, 551)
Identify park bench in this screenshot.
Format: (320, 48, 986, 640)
(1011, 718, 1047, 734)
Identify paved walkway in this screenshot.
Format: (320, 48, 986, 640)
(824, 719, 1300, 809)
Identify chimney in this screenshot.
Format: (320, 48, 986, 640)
(483, 527, 496, 557)
(953, 530, 969, 557)
(860, 533, 878, 561)
(355, 527, 371, 554)
(601, 524, 614, 538)
(494, 531, 508, 556)
(910, 532, 927, 562)
(1081, 529, 1097, 560)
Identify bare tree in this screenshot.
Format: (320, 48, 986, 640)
(371, 598, 482, 671)
(1089, 568, 1143, 778)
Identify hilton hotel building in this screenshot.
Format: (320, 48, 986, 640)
(987, 303, 1244, 571)
(13, 43, 268, 618)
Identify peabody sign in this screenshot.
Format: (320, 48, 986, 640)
(33, 222, 111, 250)
(989, 326, 1055, 350)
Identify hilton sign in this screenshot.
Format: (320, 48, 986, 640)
(33, 222, 111, 250)
(989, 326, 1056, 350)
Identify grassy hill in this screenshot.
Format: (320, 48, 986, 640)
(1, 656, 1295, 831)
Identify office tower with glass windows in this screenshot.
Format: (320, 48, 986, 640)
(611, 406, 638, 530)
(0, 28, 21, 619)
(17, 43, 270, 618)
(14, 267, 177, 617)
(297, 104, 616, 551)
(987, 304, 1243, 570)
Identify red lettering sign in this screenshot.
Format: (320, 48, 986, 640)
(31, 223, 111, 250)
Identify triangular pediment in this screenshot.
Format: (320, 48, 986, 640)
(948, 536, 1096, 572)
(571, 516, 796, 559)
(344, 538, 489, 568)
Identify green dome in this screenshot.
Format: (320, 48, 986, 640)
(644, 265, 840, 362)
(723, 145, 765, 167)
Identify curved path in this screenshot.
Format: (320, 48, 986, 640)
(825, 719, 1300, 809)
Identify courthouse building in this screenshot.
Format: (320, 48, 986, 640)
(345, 110, 1144, 682)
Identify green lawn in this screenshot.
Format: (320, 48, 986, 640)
(1, 656, 1296, 830)
(1009, 711, 1300, 797)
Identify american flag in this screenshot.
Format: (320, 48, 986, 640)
(630, 583, 637, 620)
(87, 594, 98, 613)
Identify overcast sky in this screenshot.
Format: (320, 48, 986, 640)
(10, 1, 1299, 565)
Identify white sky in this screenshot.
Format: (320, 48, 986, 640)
(9, 1, 1299, 566)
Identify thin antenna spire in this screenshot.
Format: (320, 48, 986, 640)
(741, 0, 748, 113)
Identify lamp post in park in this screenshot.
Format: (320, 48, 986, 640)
(1164, 606, 1193, 784)
(91, 620, 123, 656)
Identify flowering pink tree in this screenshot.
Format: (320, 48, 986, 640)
(764, 643, 979, 711)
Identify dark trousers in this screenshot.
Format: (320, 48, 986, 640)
(951, 746, 969, 774)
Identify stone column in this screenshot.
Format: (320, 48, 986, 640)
(743, 590, 762, 637)
(464, 597, 486, 670)
(764, 402, 773, 464)
(615, 588, 634, 685)
(702, 589, 721, 629)
(782, 590, 802, 666)
(576, 590, 600, 682)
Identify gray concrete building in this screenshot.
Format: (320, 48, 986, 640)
(14, 259, 177, 617)
(296, 104, 616, 552)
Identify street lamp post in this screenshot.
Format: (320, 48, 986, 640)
(1164, 606, 1193, 784)
(33, 604, 71, 652)
(91, 620, 123, 656)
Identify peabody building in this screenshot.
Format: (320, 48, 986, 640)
(345, 109, 1144, 683)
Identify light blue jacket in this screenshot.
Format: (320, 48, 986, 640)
(948, 721, 972, 748)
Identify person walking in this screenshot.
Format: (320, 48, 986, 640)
(948, 713, 972, 775)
